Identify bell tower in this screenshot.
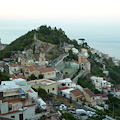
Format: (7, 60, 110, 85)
(39, 52, 46, 68)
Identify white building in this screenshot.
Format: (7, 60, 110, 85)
(9, 63, 20, 74)
(60, 88, 74, 99)
(91, 76, 111, 92)
(114, 90, 120, 98)
(0, 81, 47, 120)
(57, 78, 72, 88)
(72, 48, 79, 54)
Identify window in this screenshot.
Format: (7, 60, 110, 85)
(11, 115, 15, 118)
(48, 89, 49, 93)
(52, 88, 55, 91)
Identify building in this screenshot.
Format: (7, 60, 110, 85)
(72, 48, 79, 54)
(39, 67, 56, 79)
(81, 48, 89, 58)
(25, 65, 39, 78)
(28, 79, 57, 94)
(96, 99, 105, 105)
(9, 64, 20, 75)
(114, 90, 120, 98)
(83, 88, 96, 106)
(70, 89, 84, 102)
(57, 78, 72, 88)
(64, 44, 74, 52)
(0, 80, 47, 120)
(91, 76, 111, 92)
(24, 65, 56, 79)
(78, 53, 91, 73)
(58, 87, 74, 99)
(39, 52, 46, 68)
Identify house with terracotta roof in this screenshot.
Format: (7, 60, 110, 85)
(58, 87, 74, 99)
(78, 53, 91, 73)
(96, 99, 105, 105)
(9, 63, 20, 74)
(95, 94, 108, 101)
(81, 48, 89, 58)
(83, 88, 96, 106)
(102, 54, 109, 60)
(70, 89, 84, 102)
(39, 67, 56, 79)
(24, 65, 56, 79)
(10, 74, 26, 80)
(24, 65, 39, 78)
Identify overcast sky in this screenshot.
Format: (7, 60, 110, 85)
(1, 0, 120, 24)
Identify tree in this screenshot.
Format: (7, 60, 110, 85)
(37, 88, 47, 98)
(28, 74, 36, 80)
(0, 71, 10, 81)
(38, 74, 44, 79)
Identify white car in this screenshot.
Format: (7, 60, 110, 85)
(86, 111, 96, 117)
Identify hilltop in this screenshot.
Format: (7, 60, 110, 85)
(0, 25, 72, 60)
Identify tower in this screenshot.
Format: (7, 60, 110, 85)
(39, 52, 46, 68)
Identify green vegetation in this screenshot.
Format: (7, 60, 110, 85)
(37, 25, 69, 44)
(88, 51, 120, 86)
(61, 112, 77, 120)
(67, 49, 78, 61)
(28, 74, 37, 80)
(32, 87, 47, 99)
(38, 74, 44, 79)
(77, 75, 93, 90)
(106, 94, 120, 117)
(0, 71, 10, 81)
(0, 30, 35, 59)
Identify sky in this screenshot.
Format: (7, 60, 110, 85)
(0, 0, 120, 59)
(0, 0, 120, 22)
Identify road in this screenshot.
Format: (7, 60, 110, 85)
(72, 70, 89, 84)
(49, 53, 69, 67)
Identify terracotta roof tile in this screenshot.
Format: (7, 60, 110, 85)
(10, 63, 18, 67)
(17, 74, 26, 79)
(10, 74, 26, 79)
(70, 89, 83, 96)
(10, 74, 17, 79)
(74, 61, 79, 64)
(97, 99, 105, 103)
(39, 67, 55, 73)
(84, 88, 94, 97)
(28, 65, 38, 72)
(58, 87, 70, 91)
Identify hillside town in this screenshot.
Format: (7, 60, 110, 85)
(0, 35, 120, 120)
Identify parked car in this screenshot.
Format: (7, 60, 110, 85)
(76, 109, 87, 116)
(86, 111, 96, 117)
(59, 104, 67, 111)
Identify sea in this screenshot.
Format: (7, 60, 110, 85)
(0, 24, 120, 60)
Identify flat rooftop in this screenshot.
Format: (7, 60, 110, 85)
(28, 79, 56, 86)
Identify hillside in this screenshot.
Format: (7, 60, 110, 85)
(0, 25, 70, 60)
